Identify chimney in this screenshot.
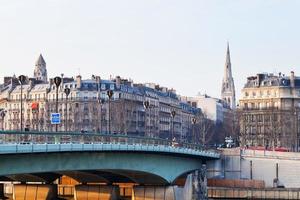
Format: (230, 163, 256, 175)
(29, 79, 35, 88)
(290, 71, 295, 88)
(76, 75, 82, 89)
(116, 76, 121, 89)
(96, 76, 101, 83)
(257, 74, 264, 86)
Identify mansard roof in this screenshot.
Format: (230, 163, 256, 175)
(244, 73, 300, 88)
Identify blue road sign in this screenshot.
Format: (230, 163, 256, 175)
(51, 113, 61, 124)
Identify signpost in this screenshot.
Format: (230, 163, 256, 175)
(51, 113, 61, 125)
(51, 113, 61, 144)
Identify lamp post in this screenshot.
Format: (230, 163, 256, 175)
(171, 110, 176, 142)
(54, 76, 62, 132)
(295, 109, 299, 152)
(64, 88, 70, 132)
(107, 90, 114, 134)
(98, 98, 104, 133)
(143, 100, 150, 137)
(0, 110, 6, 130)
(18, 75, 26, 131)
(45, 88, 51, 132)
(192, 117, 196, 144)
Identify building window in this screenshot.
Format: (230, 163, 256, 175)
(110, 84, 115, 90)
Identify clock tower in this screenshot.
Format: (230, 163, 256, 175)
(221, 43, 236, 109)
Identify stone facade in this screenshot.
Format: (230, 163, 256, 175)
(0, 55, 203, 143)
(238, 72, 300, 151)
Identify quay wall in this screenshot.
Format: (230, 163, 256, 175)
(207, 148, 300, 188)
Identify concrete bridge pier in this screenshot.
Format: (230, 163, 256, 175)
(132, 186, 176, 200)
(74, 184, 120, 200)
(0, 183, 5, 199)
(132, 166, 208, 200)
(13, 184, 58, 200)
(184, 167, 208, 200)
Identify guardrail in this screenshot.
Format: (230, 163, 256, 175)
(0, 131, 220, 158)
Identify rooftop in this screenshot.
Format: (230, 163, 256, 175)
(244, 72, 300, 88)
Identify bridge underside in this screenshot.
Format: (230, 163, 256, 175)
(3, 170, 169, 185)
(0, 151, 204, 185)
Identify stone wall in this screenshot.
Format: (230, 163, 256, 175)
(207, 148, 300, 188)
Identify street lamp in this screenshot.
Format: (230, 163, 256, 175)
(170, 110, 176, 141)
(0, 109, 6, 130)
(192, 117, 196, 143)
(64, 88, 71, 132)
(143, 100, 150, 137)
(107, 90, 114, 134)
(18, 75, 26, 131)
(295, 109, 299, 152)
(54, 76, 62, 132)
(98, 98, 104, 133)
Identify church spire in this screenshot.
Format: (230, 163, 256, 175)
(221, 43, 236, 109)
(224, 42, 232, 79)
(34, 54, 48, 83)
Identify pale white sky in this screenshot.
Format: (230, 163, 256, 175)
(0, 0, 300, 99)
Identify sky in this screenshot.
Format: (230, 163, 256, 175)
(0, 0, 300, 99)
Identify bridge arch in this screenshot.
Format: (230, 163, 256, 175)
(0, 151, 204, 184)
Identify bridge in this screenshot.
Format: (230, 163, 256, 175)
(0, 131, 219, 200)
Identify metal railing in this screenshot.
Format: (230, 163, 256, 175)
(0, 130, 219, 155)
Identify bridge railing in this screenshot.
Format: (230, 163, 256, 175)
(0, 130, 216, 153)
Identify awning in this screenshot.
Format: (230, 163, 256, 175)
(31, 102, 39, 110)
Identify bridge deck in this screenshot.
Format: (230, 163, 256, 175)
(0, 143, 219, 158)
(0, 131, 220, 159)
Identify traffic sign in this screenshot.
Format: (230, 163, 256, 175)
(51, 113, 61, 124)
